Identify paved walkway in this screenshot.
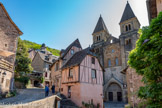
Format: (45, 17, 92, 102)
(0, 88, 52, 105)
(104, 102, 126, 108)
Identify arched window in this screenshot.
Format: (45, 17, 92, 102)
(110, 40, 113, 43)
(108, 59, 111, 67)
(125, 25, 128, 31)
(115, 58, 119, 66)
(99, 36, 100, 41)
(128, 24, 131, 30)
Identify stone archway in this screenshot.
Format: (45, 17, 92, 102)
(106, 82, 122, 102)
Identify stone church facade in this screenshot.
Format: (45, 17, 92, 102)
(91, 2, 140, 102)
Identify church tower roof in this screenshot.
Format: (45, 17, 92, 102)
(120, 1, 136, 23)
(93, 15, 108, 34)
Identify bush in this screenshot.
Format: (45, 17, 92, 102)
(6, 90, 17, 98)
(15, 76, 30, 85)
(128, 12, 162, 107)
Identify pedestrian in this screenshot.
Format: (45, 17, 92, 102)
(51, 84, 55, 95)
(45, 84, 49, 97)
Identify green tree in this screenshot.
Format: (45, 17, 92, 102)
(128, 12, 162, 107)
(15, 38, 33, 76)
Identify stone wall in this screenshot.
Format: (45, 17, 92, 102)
(126, 67, 144, 107)
(157, 0, 162, 14)
(0, 5, 19, 64)
(0, 95, 60, 108)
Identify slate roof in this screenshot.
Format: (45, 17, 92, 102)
(62, 48, 96, 69)
(93, 15, 108, 34)
(37, 50, 58, 63)
(61, 39, 82, 58)
(120, 2, 136, 23)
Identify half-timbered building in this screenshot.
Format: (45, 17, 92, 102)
(50, 39, 82, 92)
(61, 48, 104, 108)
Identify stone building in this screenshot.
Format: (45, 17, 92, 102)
(91, 2, 140, 103)
(0, 2, 22, 94)
(30, 44, 58, 87)
(121, 67, 144, 107)
(147, 0, 162, 23)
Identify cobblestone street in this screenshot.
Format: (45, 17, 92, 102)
(0, 88, 52, 105)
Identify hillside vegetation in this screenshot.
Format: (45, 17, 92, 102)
(23, 40, 60, 56)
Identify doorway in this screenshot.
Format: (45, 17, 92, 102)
(107, 83, 122, 102)
(109, 92, 113, 101)
(117, 92, 122, 101)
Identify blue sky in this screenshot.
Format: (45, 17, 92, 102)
(1, 0, 149, 50)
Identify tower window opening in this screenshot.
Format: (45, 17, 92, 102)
(128, 24, 131, 30)
(125, 25, 128, 31)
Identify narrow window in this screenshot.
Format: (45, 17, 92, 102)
(50, 73, 51, 78)
(129, 39, 131, 44)
(97, 37, 98, 41)
(110, 39, 113, 43)
(99, 36, 100, 41)
(45, 72, 47, 77)
(126, 40, 128, 45)
(69, 68, 73, 77)
(55, 63, 59, 71)
(5, 44, 7, 47)
(108, 59, 111, 67)
(1, 78, 4, 83)
(91, 57, 95, 64)
(91, 69, 96, 79)
(71, 49, 74, 55)
(128, 24, 131, 30)
(68, 86, 71, 98)
(112, 49, 114, 53)
(115, 58, 119, 66)
(125, 25, 128, 31)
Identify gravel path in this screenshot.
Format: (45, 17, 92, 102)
(0, 88, 52, 105)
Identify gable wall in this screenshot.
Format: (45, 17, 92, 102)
(80, 55, 103, 85)
(32, 53, 44, 72)
(0, 6, 19, 64)
(63, 46, 82, 65)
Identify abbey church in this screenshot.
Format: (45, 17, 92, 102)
(91, 2, 140, 102)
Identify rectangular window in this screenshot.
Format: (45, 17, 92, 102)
(69, 68, 73, 77)
(115, 58, 119, 66)
(1, 78, 4, 83)
(71, 49, 74, 55)
(45, 72, 47, 77)
(108, 59, 111, 67)
(91, 69, 96, 79)
(91, 57, 95, 64)
(55, 63, 59, 71)
(68, 86, 71, 98)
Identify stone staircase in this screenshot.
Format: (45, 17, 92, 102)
(104, 102, 126, 108)
(57, 94, 78, 108)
